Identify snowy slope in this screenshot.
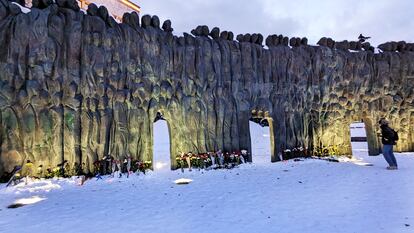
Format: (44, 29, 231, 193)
(1, 152, 413, 233)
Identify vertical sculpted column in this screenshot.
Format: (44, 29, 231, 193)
(63, 83, 81, 171)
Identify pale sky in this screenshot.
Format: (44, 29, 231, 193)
(137, 0, 414, 46)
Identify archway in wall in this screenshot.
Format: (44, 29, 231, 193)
(153, 112, 171, 171)
(249, 117, 272, 163)
(349, 121, 369, 159)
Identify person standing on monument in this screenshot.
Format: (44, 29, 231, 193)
(379, 118, 398, 170)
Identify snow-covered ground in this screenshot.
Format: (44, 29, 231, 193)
(0, 126, 413, 233)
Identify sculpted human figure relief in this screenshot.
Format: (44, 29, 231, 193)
(213, 86, 225, 150)
(128, 90, 146, 160)
(86, 98, 100, 173)
(1, 84, 23, 174)
(63, 82, 81, 170)
(97, 93, 112, 159)
(31, 90, 52, 170)
(15, 90, 35, 163)
(80, 97, 91, 173)
(49, 91, 64, 168)
(112, 89, 130, 160)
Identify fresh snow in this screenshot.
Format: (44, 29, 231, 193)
(0, 128, 413, 233)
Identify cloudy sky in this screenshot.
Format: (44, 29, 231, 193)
(136, 0, 414, 46)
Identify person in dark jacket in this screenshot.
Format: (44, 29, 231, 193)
(379, 119, 398, 170)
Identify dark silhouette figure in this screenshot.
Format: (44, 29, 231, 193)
(358, 34, 371, 43)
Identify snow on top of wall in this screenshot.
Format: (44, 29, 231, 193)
(11, 2, 31, 14)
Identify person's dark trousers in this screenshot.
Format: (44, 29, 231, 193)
(383, 144, 398, 167)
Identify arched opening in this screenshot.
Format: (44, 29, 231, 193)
(249, 113, 272, 163)
(349, 121, 369, 159)
(153, 112, 171, 171)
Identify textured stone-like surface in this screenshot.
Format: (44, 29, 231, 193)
(0, 1, 413, 176)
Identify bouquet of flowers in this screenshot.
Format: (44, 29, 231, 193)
(200, 153, 210, 169)
(133, 160, 152, 174)
(176, 153, 189, 172)
(93, 160, 101, 176)
(234, 151, 245, 164)
(175, 150, 251, 170)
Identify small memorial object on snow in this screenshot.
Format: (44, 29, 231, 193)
(174, 178, 193, 185)
(8, 196, 46, 209)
